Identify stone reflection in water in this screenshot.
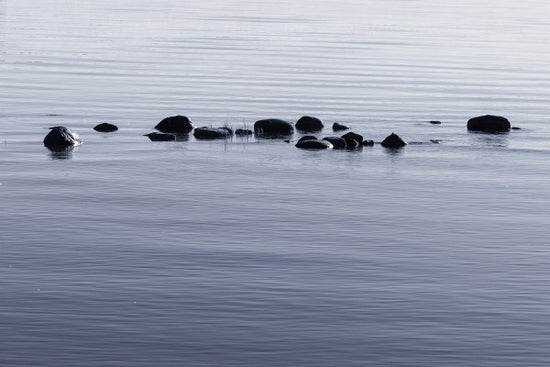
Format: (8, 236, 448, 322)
(468, 130, 509, 148)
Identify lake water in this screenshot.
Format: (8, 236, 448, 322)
(2, 1, 550, 365)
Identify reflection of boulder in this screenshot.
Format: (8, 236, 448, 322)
(332, 122, 349, 131)
(144, 132, 176, 141)
(94, 123, 118, 132)
(381, 133, 407, 148)
(295, 116, 324, 132)
(467, 115, 510, 132)
(322, 136, 347, 149)
(193, 127, 232, 140)
(254, 119, 294, 137)
(43, 126, 81, 149)
(295, 137, 332, 150)
(155, 115, 194, 134)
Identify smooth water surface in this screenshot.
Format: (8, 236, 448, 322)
(1, 1, 550, 366)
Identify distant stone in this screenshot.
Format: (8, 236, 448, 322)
(43, 126, 81, 148)
(322, 136, 347, 149)
(430, 139, 442, 144)
(511, 126, 521, 130)
(296, 139, 332, 150)
(155, 115, 194, 134)
(467, 115, 511, 132)
(254, 118, 294, 137)
(235, 128, 253, 136)
(144, 132, 176, 141)
(430, 120, 442, 125)
(193, 126, 232, 140)
(362, 139, 374, 146)
(381, 133, 407, 148)
(332, 122, 349, 131)
(93, 122, 118, 132)
(341, 131, 364, 145)
(295, 116, 324, 132)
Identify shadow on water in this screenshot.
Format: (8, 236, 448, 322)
(383, 146, 405, 157)
(47, 145, 76, 160)
(468, 131, 509, 148)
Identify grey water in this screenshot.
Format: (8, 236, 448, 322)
(1, 0, 550, 365)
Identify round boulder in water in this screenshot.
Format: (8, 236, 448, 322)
(332, 122, 349, 131)
(155, 115, 194, 134)
(254, 118, 294, 137)
(43, 126, 81, 148)
(296, 138, 332, 150)
(467, 115, 510, 132)
(295, 116, 324, 132)
(322, 136, 347, 149)
(341, 131, 364, 145)
(144, 132, 176, 141)
(381, 133, 407, 148)
(94, 122, 118, 132)
(194, 127, 232, 140)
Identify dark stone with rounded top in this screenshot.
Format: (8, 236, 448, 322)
(362, 139, 374, 146)
(235, 128, 253, 136)
(94, 123, 118, 132)
(144, 132, 176, 141)
(381, 133, 407, 148)
(511, 126, 521, 130)
(43, 126, 81, 148)
(332, 122, 349, 131)
(297, 135, 317, 143)
(155, 115, 194, 134)
(254, 118, 294, 137)
(467, 115, 510, 132)
(322, 136, 347, 149)
(296, 139, 332, 150)
(295, 116, 324, 132)
(341, 131, 364, 144)
(430, 120, 442, 125)
(193, 127, 232, 140)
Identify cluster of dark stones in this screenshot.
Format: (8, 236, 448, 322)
(42, 114, 515, 151)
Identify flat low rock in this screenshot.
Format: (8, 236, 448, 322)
(295, 116, 324, 132)
(94, 123, 118, 132)
(254, 118, 294, 137)
(296, 139, 332, 150)
(144, 132, 176, 141)
(155, 115, 194, 134)
(467, 115, 511, 132)
(43, 126, 81, 148)
(193, 127, 232, 140)
(381, 133, 407, 148)
(332, 122, 349, 131)
(235, 128, 253, 136)
(322, 136, 347, 149)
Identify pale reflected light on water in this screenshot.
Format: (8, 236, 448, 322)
(1, 1, 550, 366)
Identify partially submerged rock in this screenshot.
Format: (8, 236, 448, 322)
(332, 122, 349, 131)
(93, 123, 118, 132)
(362, 139, 374, 146)
(254, 118, 294, 137)
(235, 128, 253, 136)
(144, 132, 176, 141)
(193, 126, 232, 140)
(341, 131, 364, 145)
(381, 133, 407, 148)
(467, 115, 510, 132)
(295, 137, 332, 150)
(295, 116, 324, 132)
(429, 120, 442, 125)
(43, 126, 81, 149)
(322, 136, 347, 149)
(155, 115, 194, 134)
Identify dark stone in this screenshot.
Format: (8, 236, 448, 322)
(332, 122, 349, 131)
(429, 120, 442, 125)
(193, 127, 232, 140)
(381, 133, 407, 148)
(362, 139, 374, 146)
(467, 115, 511, 132)
(144, 132, 176, 141)
(295, 116, 324, 132)
(235, 128, 253, 136)
(297, 135, 317, 143)
(345, 139, 360, 149)
(254, 118, 294, 137)
(93, 123, 118, 132)
(341, 131, 364, 144)
(511, 126, 521, 130)
(43, 126, 81, 148)
(296, 139, 332, 150)
(155, 115, 194, 134)
(322, 136, 347, 149)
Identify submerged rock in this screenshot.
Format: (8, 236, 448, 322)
(381, 133, 407, 148)
(93, 123, 118, 132)
(144, 132, 176, 141)
(43, 126, 81, 149)
(235, 128, 253, 136)
(332, 122, 349, 131)
(155, 115, 194, 134)
(362, 139, 374, 146)
(254, 118, 294, 137)
(467, 115, 510, 132)
(295, 116, 324, 132)
(322, 136, 347, 149)
(429, 120, 442, 125)
(193, 126, 232, 140)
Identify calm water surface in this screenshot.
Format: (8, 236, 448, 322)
(1, 1, 550, 366)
